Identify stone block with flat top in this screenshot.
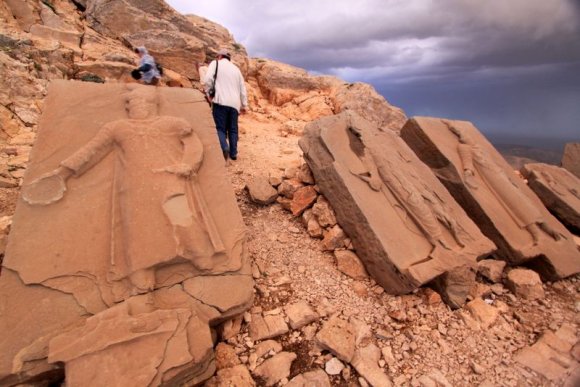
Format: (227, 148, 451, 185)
(401, 117, 580, 280)
(299, 111, 495, 294)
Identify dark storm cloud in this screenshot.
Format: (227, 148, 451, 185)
(167, 0, 580, 140)
(167, 0, 580, 75)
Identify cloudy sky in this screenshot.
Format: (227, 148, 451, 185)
(166, 0, 580, 146)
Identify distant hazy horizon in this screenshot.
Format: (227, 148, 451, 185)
(167, 0, 580, 147)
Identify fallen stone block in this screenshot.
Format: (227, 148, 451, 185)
(0, 81, 253, 386)
(277, 178, 303, 199)
(312, 195, 337, 227)
(290, 185, 317, 216)
(401, 117, 580, 280)
(464, 298, 499, 330)
(505, 268, 545, 300)
(246, 176, 278, 205)
(284, 300, 319, 329)
(316, 315, 356, 363)
(515, 324, 579, 382)
(249, 314, 289, 341)
(351, 343, 393, 387)
(215, 343, 241, 370)
(300, 112, 495, 294)
(477, 259, 506, 283)
(521, 163, 580, 233)
(205, 364, 256, 387)
(335, 250, 369, 280)
(561, 142, 580, 178)
(252, 352, 297, 386)
(432, 264, 476, 309)
(287, 369, 331, 387)
(321, 224, 347, 251)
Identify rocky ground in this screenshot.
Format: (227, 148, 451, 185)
(206, 111, 580, 386)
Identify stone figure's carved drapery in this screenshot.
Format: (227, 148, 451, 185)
(400, 117, 580, 280)
(299, 112, 495, 294)
(1, 81, 253, 386)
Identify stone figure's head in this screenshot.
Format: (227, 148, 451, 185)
(124, 85, 158, 120)
(443, 120, 474, 145)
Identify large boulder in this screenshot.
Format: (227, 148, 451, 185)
(124, 30, 205, 79)
(84, 0, 249, 79)
(331, 82, 407, 132)
(401, 117, 580, 280)
(252, 59, 333, 106)
(0, 81, 253, 386)
(521, 163, 580, 233)
(299, 112, 495, 294)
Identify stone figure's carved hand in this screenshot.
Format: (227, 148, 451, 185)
(22, 166, 74, 206)
(463, 168, 479, 189)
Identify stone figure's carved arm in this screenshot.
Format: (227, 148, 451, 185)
(456, 143, 478, 189)
(181, 128, 204, 176)
(60, 124, 116, 177)
(160, 127, 203, 179)
(354, 171, 382, 191)
(21, 125, 115, 205)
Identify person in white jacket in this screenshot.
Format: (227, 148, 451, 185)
(203, 49, 248, 160)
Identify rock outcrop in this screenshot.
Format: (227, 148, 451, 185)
(299, 111, 495, 295)
(0, 81, 253, 386)
(401, 117, 580, 280)
(520, 163, 580, 233)
(249, 58, 407, 132)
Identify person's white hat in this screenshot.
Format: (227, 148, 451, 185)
(217, 48, 230, 57)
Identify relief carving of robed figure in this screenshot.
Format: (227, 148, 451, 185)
(23, 86, 224, 291)
(445, 121, 562, 245)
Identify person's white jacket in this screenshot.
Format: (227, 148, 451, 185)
(203, 58, 248, 112)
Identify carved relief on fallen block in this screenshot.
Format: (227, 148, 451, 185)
(299, 111, 495, 294)
(401, 117, 580, 280)
(0, 81, 253, 386)
(521, 163, 580, 234)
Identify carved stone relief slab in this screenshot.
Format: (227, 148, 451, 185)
(299, 111, 495, 294)
(401, 117, 580, 280)
(0, 80, 253, 386)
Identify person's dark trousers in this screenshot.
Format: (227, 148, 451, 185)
(211, 103, 239, 159)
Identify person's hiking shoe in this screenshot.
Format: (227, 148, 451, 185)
(230, 155, 237, 160)
(222, 150, 229, 160)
